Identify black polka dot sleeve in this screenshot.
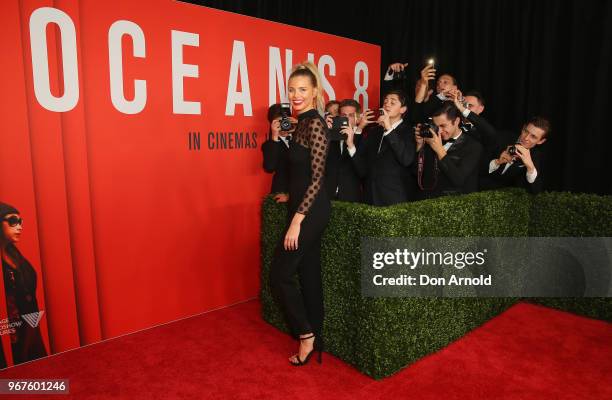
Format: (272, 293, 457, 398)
(297, 117, 328, 215)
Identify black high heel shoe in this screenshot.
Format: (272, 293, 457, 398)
(290, 334, 323, 366)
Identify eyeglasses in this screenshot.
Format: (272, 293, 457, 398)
(2, 216, 23, 227)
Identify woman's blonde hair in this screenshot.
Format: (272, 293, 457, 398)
(289, 61, 325, 113)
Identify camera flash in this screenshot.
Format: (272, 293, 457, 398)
(428, 58, 434, 65)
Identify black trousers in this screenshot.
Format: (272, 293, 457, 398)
(269, 206, 329, 338)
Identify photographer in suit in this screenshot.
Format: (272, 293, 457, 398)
(261, 104, 295, 202)
(346, 90, 416, 206)
(414, 63, 460, 119)
(383, 62, 410, 92)
(324, 99, 372, 202)
(415, 101, 483, 199)
(324, 100, 340, 117)
(448, 89, 502, 189)
(488, 116, 550, 194)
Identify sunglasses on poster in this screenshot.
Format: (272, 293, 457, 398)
(3, 216, 23, 227)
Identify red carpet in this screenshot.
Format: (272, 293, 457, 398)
(0, 300, 610, 399)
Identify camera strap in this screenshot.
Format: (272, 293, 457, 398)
(417, 148, 438, 191)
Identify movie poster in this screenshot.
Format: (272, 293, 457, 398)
(0, 0, 380, 367)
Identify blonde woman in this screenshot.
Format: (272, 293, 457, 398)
(269, 62, 330, 366)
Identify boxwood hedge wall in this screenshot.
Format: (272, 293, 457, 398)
(260, 189, 611, 379)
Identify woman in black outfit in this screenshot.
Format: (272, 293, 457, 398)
(0, 202, 48, 368)
(269, 62, 330, 366)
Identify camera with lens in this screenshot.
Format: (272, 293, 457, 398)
(508, 144, 523, 165)
(279, 103, 292, 131)
(418, 121, 438, 138)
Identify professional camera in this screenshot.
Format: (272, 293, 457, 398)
(280, 103, 292, 131)
(418, 121, 438, 138)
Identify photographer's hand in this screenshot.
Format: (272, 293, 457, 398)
(325, 114, 333, 129)
(420, 64, 436, 85)
(271, 119, 281, 141)
(341, 125, 355, 149)
(496, 147, 514, 165)
(287, 117, 298, 134)
(450, 89, 467, 113)
(388, 62, 409, 74)
(414, 124, 425, 152)
(379, 109, 391, 131)
(515, 145, 535, 173)
(424, 131, 447, 159)
(358, 109, 375, 130)
(415, 64, 436, 103)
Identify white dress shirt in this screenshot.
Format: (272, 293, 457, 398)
(347, 119, 403, 157)
(489, 159, 538, 183)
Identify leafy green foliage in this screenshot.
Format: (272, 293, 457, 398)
(260, 190, 612, 379)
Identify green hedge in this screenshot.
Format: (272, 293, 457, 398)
(527, 192, 612, 321)
(260, 189, 612, 379)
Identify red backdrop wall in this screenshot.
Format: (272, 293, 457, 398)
(0, 0, 380, 366)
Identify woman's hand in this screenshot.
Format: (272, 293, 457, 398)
(273, 193, 289, 203)
(284, 213, 305, 251)
(284, 221, 301, 251)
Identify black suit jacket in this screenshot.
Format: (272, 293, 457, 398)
(465, 111, 499, 152)
(351, 121, 416, 206)
(324, 135, 362, 202)
(488, 139, 544, 194)
(463, 112, 502, 188)
(413, 94, 445, 122)
(418, 132, 483, 199)
(261, 138, 290, 193)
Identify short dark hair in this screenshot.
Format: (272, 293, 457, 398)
(438, 73, 458, 87)
(384, 89, 408, 107)
(267, 103, 283, 123)
(338, 99, 361, 114)
(432, 101, 461, 122)
(525, 116, 552, 138)
(325, 100, 340, 112)
(464, 91, 485, 107)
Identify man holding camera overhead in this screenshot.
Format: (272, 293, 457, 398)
(414, 61, 461, 120)
(415, 101, 482, 199)
(487, 116, 549, 194)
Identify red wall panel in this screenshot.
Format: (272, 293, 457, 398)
(0, 0, 380, 366)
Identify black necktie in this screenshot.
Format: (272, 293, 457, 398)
(443, 138, 456, 145)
